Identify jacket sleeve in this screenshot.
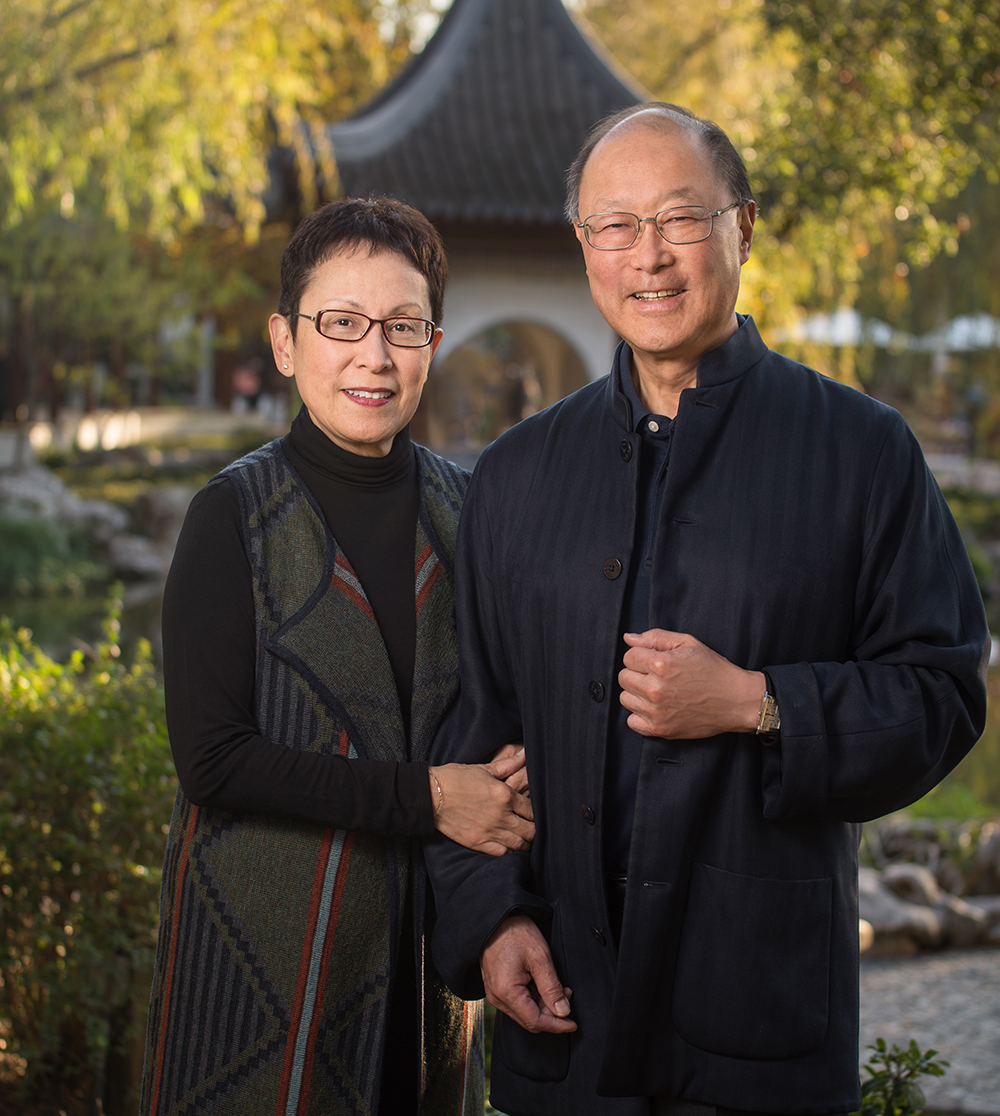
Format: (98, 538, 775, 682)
(164, 478, 435, 835)
(762, 416, 989, 822)
(425, 461, 552, 999)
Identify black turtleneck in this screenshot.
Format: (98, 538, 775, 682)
(160, 407, 434, 834)
(283, 406, 419, 739)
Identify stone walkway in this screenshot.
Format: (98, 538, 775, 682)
(859, 948, 1000, 1114)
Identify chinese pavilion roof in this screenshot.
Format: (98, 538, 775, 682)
(329, 0, 646, 225)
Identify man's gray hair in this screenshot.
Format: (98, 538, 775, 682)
(564, 102, 754, 223)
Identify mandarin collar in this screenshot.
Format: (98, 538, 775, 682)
(606, 315, 769, 432)
(286, 405, 414, 488)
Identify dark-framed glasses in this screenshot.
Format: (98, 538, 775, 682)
(297, 309, 436, 348)
(578, 201, 747, 250)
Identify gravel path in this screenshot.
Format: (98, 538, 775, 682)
(859, 949, 1000, 1115)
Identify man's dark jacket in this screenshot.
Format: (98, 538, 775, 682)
(426, 318, 988, 1116)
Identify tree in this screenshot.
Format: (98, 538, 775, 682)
(577, 0, 1000, 345)
(0, 0, 430, 239)
(0, 0, 435, 417)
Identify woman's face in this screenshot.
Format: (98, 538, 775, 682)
(269, 247, 442, 457)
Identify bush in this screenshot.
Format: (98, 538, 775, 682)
(853, 1038, 949, 1116)
(0, 595, 175, 1109)
(0, 515, 107, 599)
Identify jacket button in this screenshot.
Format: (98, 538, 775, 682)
(589, 680, 605, 702)
(619, 440, 632, 462)
(602, 558, 622, 580)
(591, 926, 606, 945)
(581, 804, 596, 825)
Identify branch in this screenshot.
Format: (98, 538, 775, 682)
(0, 36, 175, 108)
(43, 0, 101, 29)
(653, 25, 722, 91)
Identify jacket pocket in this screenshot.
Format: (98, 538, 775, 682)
(491, 904, 571, 1083)
(492, 1013, 570, 1083)
(671, 862, 831, 1061)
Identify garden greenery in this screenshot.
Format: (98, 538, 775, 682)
(0, 594, 174, 1099)
(853, 1038, 950, 1116)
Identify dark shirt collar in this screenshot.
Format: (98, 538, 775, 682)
(614, 347, 672, 434)
(287, 405, 414, 488)
(607, 314, 768, 432)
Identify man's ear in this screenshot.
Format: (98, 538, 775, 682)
(269, 314, 295, 379)
(738, 202, 756, 264)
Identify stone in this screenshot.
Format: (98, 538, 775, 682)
(859, 919, 875, 954)
(0, 464, 128, 541)
(108, 534, 170, 579)
(965, 895, 1000, 928)
(970, 821, 1000, 895)
(858, 867, 943, 952)
(937, 893, 989, 947)
(882, 862, 941, 906)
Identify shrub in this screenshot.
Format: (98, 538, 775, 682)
(0, 514, 106, 599)
(0, 595, 175, 1107)
(853, 1038, 949, 1116)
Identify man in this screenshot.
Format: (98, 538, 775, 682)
(426, 103, 988, 1116)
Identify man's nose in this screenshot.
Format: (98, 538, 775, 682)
(631, 219, 676, 268)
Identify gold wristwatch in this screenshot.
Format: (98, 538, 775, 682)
(756, 690, 781, 735)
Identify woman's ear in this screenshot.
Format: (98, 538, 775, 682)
(269, 314, 295, 378)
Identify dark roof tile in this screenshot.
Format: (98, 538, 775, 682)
(330, 0, 645, 224)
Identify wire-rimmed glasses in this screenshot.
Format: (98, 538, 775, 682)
(577, 201, 748, 250)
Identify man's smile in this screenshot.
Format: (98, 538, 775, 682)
(631, 289, 684, 300)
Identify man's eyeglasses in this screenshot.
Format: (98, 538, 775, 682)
(577, 201, 748, 250)
(297, 310, 436, 348)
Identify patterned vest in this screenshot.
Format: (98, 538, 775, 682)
(141, 440, 483, 1116)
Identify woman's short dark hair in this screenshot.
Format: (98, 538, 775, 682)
(278, 196, 448, 337)
(564, 102, 754, 223)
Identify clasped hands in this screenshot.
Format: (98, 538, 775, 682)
(480, 629, 766, 1034)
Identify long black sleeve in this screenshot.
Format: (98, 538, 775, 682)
(162, 475, 435, 835)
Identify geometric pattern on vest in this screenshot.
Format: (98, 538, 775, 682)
(140, 440, 483, 1116)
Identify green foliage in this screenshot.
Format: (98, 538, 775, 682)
(0, 515, 106, 599)
(910, 779, 994, 819)
(580, 0, 1000, 347)
(0, 595, 175, 1097)
(0, 0, 429, 239)
(853, 1038, 949, 1116)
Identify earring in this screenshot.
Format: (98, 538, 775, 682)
(283, 364, 288, 369)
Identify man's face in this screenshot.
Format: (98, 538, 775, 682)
(574, 119, 755, 377)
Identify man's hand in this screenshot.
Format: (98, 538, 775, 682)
(481, 915, 577, 1034)
(619, 629, 766, 738)
(429, 755, 534, 856)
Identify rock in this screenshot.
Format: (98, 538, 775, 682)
(858, 867, 943, 953)
(936, 893, 989, 947)
(964, 894, 1000, 943)
(108, 534, 169, 579)
(882, 862, 941, 906)
(969, 821, 1000, 895)
(129, 485, 195, 544)
(0, 464, 128, 540)
(859, 919, 874, 954)
(876, 863, 988, 947)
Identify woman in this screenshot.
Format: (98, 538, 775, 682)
(140, 197, 533, 1116)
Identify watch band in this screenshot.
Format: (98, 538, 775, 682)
(756, 691, 781, 735)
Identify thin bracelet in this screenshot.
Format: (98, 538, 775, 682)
(430, 770, 444, 819)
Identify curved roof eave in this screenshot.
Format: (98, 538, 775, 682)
(331, 0, 493, 161)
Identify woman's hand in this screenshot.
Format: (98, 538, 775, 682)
(429, 752, 534, 856)
(491, 741, 530, 795)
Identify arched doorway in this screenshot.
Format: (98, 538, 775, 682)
(412, 321, 588, 458)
